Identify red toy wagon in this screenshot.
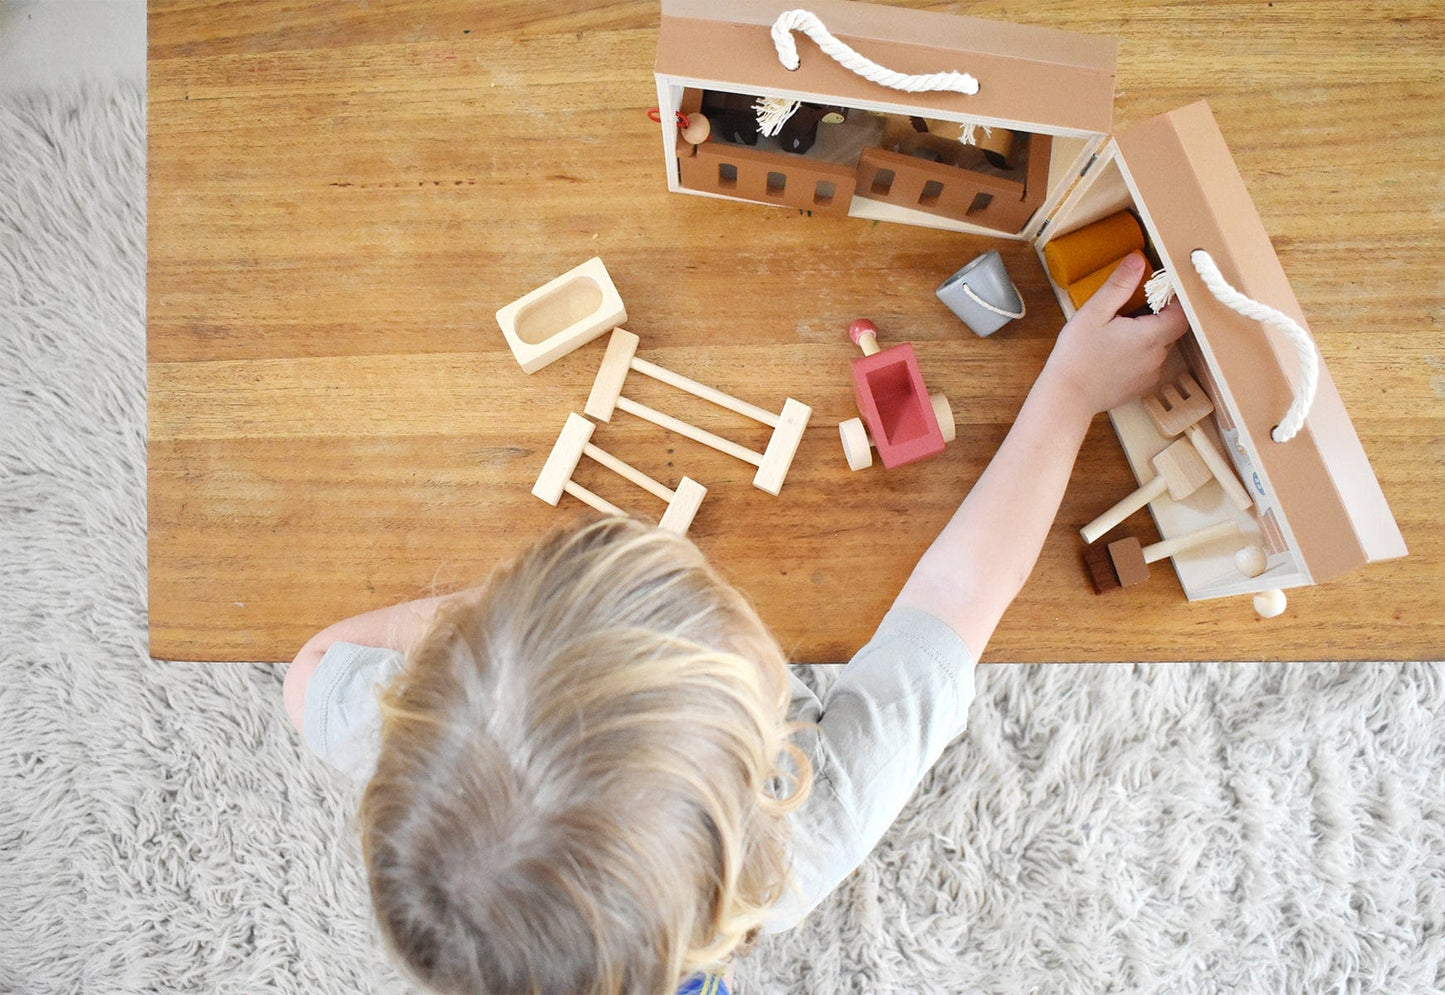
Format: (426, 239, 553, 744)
(838, 319, 955, 471)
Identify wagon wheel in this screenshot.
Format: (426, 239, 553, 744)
(930, 392, 956, 444)
(838, 417, 873, 471)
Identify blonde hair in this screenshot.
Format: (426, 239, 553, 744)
(358, 515, 811, 994)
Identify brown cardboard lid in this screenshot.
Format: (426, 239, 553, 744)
(1114, 101, 1407, 581)
(657, 0, 1115, 135)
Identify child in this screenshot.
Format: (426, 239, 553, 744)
(284, 252, 1187, 994)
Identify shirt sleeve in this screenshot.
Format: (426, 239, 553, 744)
(301, 641, 406, 781)
(764, 605, 977, 933)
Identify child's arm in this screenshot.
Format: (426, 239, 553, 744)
(894, 252, 1190, 656)
(282, 594, 456, 733)
(768, 255, 1191, 932)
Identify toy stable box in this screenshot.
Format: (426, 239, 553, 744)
(653, 0, 1405, 603)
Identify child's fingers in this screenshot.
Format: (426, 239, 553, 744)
(1132, 301, 1191, 348)
(1076, 252, 1147, 323)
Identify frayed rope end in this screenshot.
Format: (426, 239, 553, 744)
(1145, 268, 1177, 314)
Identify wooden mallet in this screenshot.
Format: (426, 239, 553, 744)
(1080, 437, 1214, 545)
(534, 413, 707, 534)
(585, 328, 811, 496)
(1143, 374, 1253, 511)
(1085, 519, 1243, 593)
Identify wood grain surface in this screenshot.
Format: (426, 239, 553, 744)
(147, 0, 1444, 662)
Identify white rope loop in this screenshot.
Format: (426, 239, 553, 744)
(770, 9, 979, 95)
(1190, 249, 1319, 443)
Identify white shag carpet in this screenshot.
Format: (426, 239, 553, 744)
(2, 84, 1443, 995)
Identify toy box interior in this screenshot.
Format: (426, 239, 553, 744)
(654, 0, 1406, 603)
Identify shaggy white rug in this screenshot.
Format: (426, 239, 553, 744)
(2, 84, 1442, 994)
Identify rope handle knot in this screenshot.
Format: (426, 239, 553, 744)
(770, 9, 979, 95)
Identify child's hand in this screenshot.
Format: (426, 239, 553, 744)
(1043, 252, 1190, 417)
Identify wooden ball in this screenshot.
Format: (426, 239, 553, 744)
(680, 113, 710, 145)
(1253, 588, 1287, 619)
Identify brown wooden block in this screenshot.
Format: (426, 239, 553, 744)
(1107, 536, 1151, 587)
(1083, 541, 1122, 594)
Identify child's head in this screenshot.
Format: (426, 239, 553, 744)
(358, 515, 810, 994)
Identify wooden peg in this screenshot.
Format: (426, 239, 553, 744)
(1143, 374, 1254, 511)
(849, 318, 882, 356)
(584, 328, 811, 496)
(1080, 437, 1213, 544)
(533, 413, 707, 534)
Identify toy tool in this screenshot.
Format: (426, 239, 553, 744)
(1142, 374, 1253, 511)
(1085, 520, 1243, 594)
(584, 329, 811, 496)
(1080, 437, 1213, 544)
(838, 319, 954, 471)
(534, 413, 707, 535)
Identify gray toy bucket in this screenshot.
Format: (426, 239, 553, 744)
(935, 250, 1026, 337)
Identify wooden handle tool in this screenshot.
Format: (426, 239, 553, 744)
(1086, 520, 1244, 593)
(1080, 437, 1214, 544)
(1143, 374, 1254, 510)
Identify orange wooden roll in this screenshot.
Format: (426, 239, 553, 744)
(1066, 254, 1150, 314)
(1043, 210, 1146, 286)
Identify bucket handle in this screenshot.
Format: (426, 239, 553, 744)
(961, 282, 1025, 320)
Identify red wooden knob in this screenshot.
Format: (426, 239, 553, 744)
(848, 318, 878, 345)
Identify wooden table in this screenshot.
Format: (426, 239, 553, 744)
(147, 0, 1445, 663)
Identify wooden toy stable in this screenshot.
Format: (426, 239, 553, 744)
(654, 0, 1406, 604)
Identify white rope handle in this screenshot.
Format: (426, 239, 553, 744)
(770, 9, 979, 95)
(962, 282, 1025, 320)
(1190, 249, 1319, 443)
